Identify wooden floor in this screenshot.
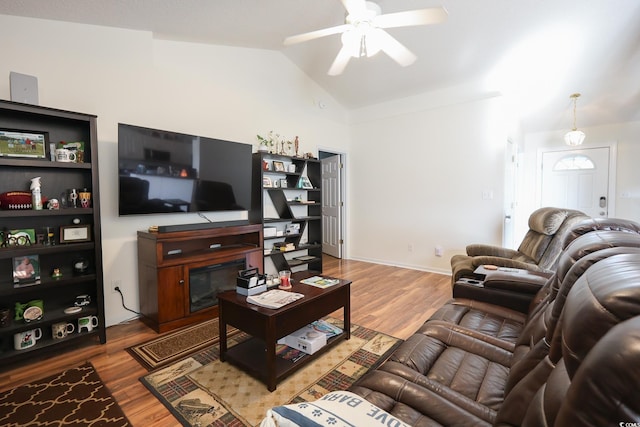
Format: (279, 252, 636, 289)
(0, 256, 451, 426)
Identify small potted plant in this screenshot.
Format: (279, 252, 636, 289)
(257, 131, 277, 153)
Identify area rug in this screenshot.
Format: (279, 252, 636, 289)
(0, 362, 130, 426)
(141, 318, 401, 427)
(128, 317, 241, 371)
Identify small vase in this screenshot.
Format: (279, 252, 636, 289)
(258, 143, 268, 152)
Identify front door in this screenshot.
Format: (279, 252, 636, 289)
(540, 146, 611, 217)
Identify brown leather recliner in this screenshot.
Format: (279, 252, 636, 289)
(349, 252, 640, 426)
(450, 207, 587, 285)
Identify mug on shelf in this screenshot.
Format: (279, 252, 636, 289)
(52, 322, 75, 339)
(78, 189, 91, 208)
(78, 315, 98, 333)
(14, 328, 42, 350)
(54, 148, 77, 163)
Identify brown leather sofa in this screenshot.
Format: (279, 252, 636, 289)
(450, 207, 588, 285)
(349, 219, 640, 426)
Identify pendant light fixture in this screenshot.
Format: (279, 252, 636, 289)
(564, 93, 585, 146)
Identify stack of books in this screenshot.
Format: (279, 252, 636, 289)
(273, 242, 295, 252)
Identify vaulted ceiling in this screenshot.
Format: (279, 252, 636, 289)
(1, 0, 639, 133)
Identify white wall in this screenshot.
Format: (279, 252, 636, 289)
(346, 94, 509, 273)
(1, 15, 350, 326)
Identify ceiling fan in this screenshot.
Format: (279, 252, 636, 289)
(284, 0, 448, 75)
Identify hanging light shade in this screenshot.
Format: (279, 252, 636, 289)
(564, 93, 585, 146)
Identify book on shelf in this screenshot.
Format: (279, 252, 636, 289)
(300, 276, 340, 289)
(273, 242, 296, 252)
(246, 289, 304, 309)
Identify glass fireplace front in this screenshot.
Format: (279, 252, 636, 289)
(189, 258, 245, 313)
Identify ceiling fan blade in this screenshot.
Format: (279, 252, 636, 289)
(328, 45, 353, 76)
(374, 7, 448, 28)
(340, 0, 366, 16)
(284, 24, 351, 46)
(375, 29, 417, 66)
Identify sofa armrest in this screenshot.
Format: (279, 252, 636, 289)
(453, 278, 535, 313)
(483, 272, 547, 294)
(470, 256, 541, 271)
(466, 244, 519, 258)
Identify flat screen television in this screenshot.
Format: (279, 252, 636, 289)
(118, 123, 252, 216)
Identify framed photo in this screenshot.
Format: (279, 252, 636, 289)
(13, 254, 41, 287)
(273, 160, 285, 172)
(279, 178, 288, 188)
(60, 225, 92, 243)
(2, 228, 35, 247)
(263, 176, 273, 188)
(272, 161, 285, 172)
(298, 176, 314, 189)
(0, 128, 48, 159)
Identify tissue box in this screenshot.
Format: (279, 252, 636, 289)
(278, 324, 327, 354)
(236, 284, 266, 296)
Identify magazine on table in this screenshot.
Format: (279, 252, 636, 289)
(310, 319, 343, 338)
(300, 276, 340, 289)
(246, 289, 304, 309)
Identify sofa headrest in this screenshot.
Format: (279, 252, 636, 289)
(561, 253, 640, 378)
(556, 230, 640, 283)
(561, 217, 640, 249)
(546, 246, 640, 358)
(556, 316, 640, 426)
(528, 207, 571, 235)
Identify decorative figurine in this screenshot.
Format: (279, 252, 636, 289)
(51, 268, 62, 279)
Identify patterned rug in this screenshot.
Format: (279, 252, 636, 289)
(140, 318, 401, 427)
(128, 317, 240, 371)
(0, 362, 130, 426)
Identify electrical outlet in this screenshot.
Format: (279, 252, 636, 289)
(435, 246, 444, 257)
(408, 244, 413, 252)
(111, 279, 122, 293)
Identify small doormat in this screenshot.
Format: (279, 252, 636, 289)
(140, 318, 402, 427)
(127, 317, 241, 371)
(0, 362, 130, 426)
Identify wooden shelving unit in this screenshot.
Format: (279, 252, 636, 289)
(0, 100, 104, 363)
(250, 152, 322, 275)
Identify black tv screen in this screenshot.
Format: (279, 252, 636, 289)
(118, 123, 252, 216)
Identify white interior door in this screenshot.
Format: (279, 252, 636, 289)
(540, 147, 611, 217)
(321, 155, 342, 258)
(503, 139, 518, 248)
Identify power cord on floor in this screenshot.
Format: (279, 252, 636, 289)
(114, 286, 142, 316)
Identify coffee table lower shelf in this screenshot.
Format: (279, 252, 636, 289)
(224, 333, 348, 389)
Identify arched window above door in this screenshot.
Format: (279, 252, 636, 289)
(553, 154, 595, 171)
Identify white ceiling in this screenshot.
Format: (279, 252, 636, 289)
(1, 0, 639, 133)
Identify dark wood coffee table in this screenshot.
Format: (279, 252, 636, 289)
(218, 272, 351, 391)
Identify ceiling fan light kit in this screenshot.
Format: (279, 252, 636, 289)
(564, 93, 585, 146)
(284, 0, 447, 75)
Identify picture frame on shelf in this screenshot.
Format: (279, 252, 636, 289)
(273, 161, 285, 172)
(0, 128, 49, 159)
(263, 176, 273, 188)
(298, 176, 314, 189)
(13, 254, 41, 287)
(2, 228, 35, 247)
(279, 178, 288, 188)
(59, 225, 92, 243)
